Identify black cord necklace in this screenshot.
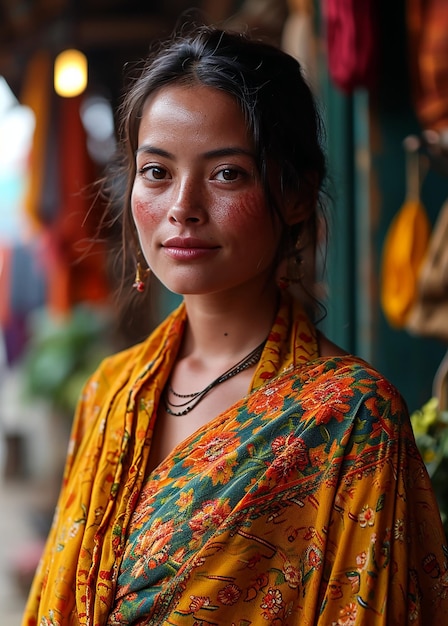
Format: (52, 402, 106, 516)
(164, 338, 267, 416)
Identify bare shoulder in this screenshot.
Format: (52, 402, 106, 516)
(316, 330, 349, 358)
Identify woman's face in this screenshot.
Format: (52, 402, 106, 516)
(131, 84, 283, 298)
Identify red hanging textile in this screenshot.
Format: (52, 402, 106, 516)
(45, 95, 110, 316)
(0, 246, 12, 325)
(322, 0, 379, 94)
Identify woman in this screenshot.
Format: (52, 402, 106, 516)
(23, 26, 448, 625)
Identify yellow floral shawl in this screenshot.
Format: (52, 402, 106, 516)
(22, 298, 448, 625)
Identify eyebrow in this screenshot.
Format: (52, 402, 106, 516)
(135, 145, 256, 160)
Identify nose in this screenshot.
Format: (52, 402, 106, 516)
(168, 177, 206, 225)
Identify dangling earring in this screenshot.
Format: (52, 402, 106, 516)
(132, 258, 150, 292)
(278, 235, 304, 289)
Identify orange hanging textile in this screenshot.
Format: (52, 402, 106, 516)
(380, 145, 431, 328)
(407, 0, 448, 131)
(20, 50, 53, 231)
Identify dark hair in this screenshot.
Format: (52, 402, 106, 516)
(105, 25, 327, 324)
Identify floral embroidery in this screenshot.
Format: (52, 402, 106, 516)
(422, 553, 441, 578)
(307, 545, 323, 570)
(358, 505, 375, 528)
(188, 595, 210, 612)
(217, 583, 242, 605)
(394, 518, 405, 541)
(356, 551, 367, 569)
(337, 601, 357, 626)
(300, 371, 355, 426)
(248, 382, 288, 416)
(189, 499, 231, 542)
(327, 580, 343, 600)
(270, 433, 309, 479)
(183, 430, 240, 485)
(283, 562, 301, 588)
(260, 587, 284, 619)
(127, 518, 175, 578)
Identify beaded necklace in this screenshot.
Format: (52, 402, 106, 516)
(164, 339, 266, 416)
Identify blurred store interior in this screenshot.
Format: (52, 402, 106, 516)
(1, 0, 448, 623)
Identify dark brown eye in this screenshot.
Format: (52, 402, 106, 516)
(138, 165, 170, 181)
(147, 166, 167, 180)
(217, 168, 239, 181)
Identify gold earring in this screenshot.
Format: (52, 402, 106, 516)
(132, 261, 150, 292)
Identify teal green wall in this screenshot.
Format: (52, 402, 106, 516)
(320, 1, 447, 412)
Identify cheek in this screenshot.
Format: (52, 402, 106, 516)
(131, 194, 160, 229)
(221, 190, 271, 228)
(224, 191, 281, 250)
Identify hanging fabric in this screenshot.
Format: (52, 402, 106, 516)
(281, 0, 318, 89)
(406, 0, 448, 131)
(0, 246, 12, 326)
(380, 142, 431, 328)
(0, 243, 46, 365)
(20, 50, 53, 230)
(9, 244, 46, 315)
(44, 95, 110, 316)
(321, 0, 379, 94)
(406, 198, 448, 341)
(39, 87, 61, 225)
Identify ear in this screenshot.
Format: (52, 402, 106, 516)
(284, 198, 312, 226)
(283, 173, 319, 226)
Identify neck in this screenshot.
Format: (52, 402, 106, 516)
(181, 280, 279, 364)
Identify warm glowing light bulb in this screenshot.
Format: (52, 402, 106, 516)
(54, 49, 87, 97)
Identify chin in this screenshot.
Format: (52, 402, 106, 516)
(160, 278, 216, 297)
(154, 269, 223, 296)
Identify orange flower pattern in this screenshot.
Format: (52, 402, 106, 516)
(22, 297, 448, 626)
(182, 430, 240, 485)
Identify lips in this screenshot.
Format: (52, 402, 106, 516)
(162, 236, 220, 260)
(162, 237, 218, 249)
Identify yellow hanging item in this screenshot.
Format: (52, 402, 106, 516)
(380, 141, 431, 328)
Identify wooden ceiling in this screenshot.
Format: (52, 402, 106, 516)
(0, 0, 288, 97)
(0, 0, 195, 95)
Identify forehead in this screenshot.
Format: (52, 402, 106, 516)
(138, 83, 251, 145)
(142, 82, 242, 113)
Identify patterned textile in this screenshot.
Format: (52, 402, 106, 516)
(23, 297, 448, 625)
